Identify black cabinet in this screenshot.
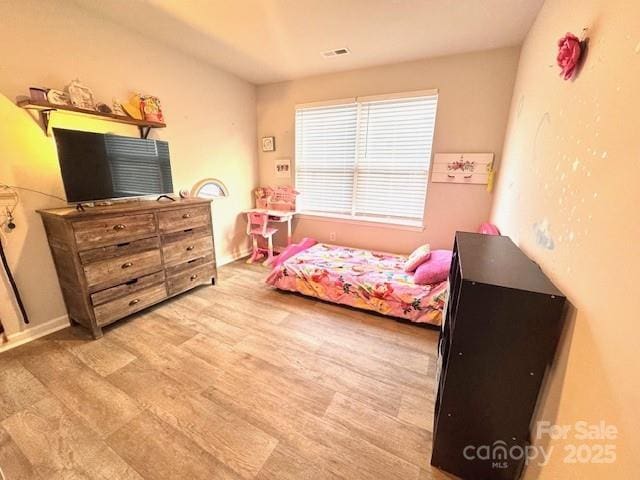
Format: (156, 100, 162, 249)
(431, 232, 566, 479)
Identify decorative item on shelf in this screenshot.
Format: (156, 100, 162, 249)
(96, 102, 112, 114)
(254, 187, 269, 208)
(46, 89, 70, 106)
(65, 79, 96, 110)
(262, 136, 275, 152)
(29, 87, 48, 102)
(140, 95, 164, 122)
(112, 98, 126, 116)
(17, 90, 167, 139)
(274, 158, 291, 178)
(122, 93, 143, 120)
(179, 188, 190, 199)
(432, 153, 494, 185)
(557, 29, 588, 80)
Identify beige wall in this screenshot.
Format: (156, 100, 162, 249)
(0, 0, 257, 341)
(492, 0, 640, 477)
(256, 47, 520, 253)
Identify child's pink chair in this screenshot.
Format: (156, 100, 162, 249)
(246, 212, 277, 264)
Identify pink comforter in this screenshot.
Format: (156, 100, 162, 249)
(265, 243, 447, 325)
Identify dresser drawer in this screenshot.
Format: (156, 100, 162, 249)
(163, 235, 213, 267)
(84, 249, 162, 292)
(167, 262, 215, 296)
(158, 206, 210, 233)
(79, 237, 160, 265)
(94, 283, 167, 326)
(162, 225, 210, 244)
(73, 214, 157, 250)
(165, 254, 215, 277)
(90, 271, 166, 306)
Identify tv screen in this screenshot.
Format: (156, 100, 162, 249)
(53, 128, 174, 203)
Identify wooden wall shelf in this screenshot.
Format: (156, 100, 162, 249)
(17, 99, 166, 138)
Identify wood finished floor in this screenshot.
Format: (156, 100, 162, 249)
(0, 260, 453, 480)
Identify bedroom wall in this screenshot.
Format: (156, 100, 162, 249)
(256, 47, 520, 253)
(0, 0, 257, 346)
(491, 0, 640, 477)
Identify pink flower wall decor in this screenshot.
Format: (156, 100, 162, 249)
(557, 32, 584, 80)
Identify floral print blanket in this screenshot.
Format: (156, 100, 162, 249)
(265, 243, 447, 325)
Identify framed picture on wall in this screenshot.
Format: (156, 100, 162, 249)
(275, 158, 291, 178)
(262, 136, 275, 152)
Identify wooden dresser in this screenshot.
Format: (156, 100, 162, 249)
(38, 198, 217, 338)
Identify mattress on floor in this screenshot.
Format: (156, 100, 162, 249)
(265, 243, 447, 326)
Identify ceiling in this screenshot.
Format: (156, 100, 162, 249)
(74, 0, 544, 85)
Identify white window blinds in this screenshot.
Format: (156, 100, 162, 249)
(295, 102, 358, 215)
(295, 91, 438, 226)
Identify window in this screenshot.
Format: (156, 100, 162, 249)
(191, 178, 229, 198)
(295, 90, 438, 226)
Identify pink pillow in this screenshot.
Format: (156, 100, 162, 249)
(413, 250, 453, 285)
(273, 237, 317, 268)
(404, 244, 431, 272)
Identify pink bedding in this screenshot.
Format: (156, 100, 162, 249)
(266, 243, 448, 325)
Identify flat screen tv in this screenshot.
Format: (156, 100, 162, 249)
(53, 128, 174, 203)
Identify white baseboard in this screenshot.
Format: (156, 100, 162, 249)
(0, 315, 69, 353)
(217, 248, 252, 267)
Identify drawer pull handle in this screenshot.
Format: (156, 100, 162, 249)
(129, 299, 140, 306)
(113, 224, 127, 231)
(182, 213, 191, 219)
(190, 274, 198, 281)
(186, 245, 195, 251)
(122, 262, 133, 269)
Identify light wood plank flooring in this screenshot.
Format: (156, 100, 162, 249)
(0, 260, 453, 480)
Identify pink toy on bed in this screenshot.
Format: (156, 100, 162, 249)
(273, 237, 318, 267)
(478, 222, 501, 235)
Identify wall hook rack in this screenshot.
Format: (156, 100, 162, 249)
(432, 153, 494, 184)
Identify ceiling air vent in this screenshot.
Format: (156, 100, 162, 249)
(321, 47, 351, 58)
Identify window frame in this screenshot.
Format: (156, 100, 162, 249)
(294, 89, 438, 228)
